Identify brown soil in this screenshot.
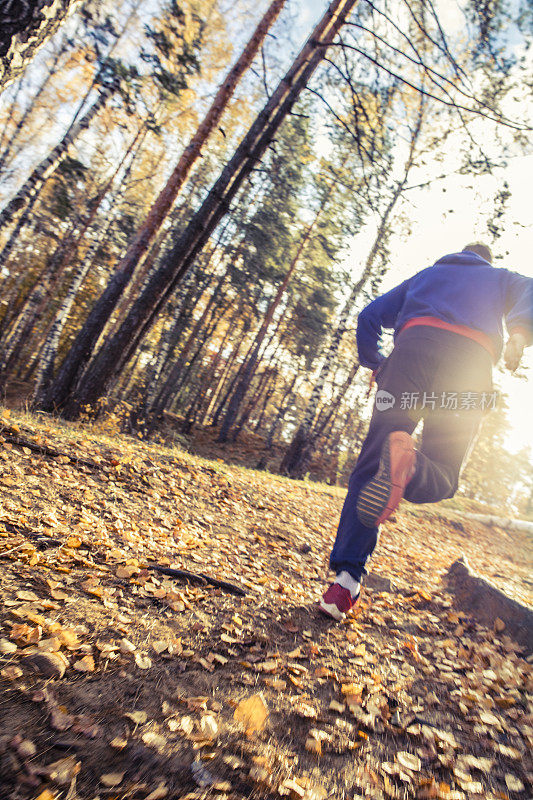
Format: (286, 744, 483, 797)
(159, 412, 343, 485)
(0, 409, 531, 800)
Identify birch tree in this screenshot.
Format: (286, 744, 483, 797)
(34, 0, 289, 414)
(280, 88, 427, 478)
(0, 74, 119, 270)
(42, 0, 361, 417)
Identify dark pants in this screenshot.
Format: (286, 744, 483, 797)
(330, 326, 494, 582)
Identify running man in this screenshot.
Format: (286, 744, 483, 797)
(320, 243, 533, 620)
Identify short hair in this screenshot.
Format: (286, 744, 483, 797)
(463, 242, 493, 263)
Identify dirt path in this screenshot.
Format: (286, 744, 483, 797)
(0, 410, 531, 800)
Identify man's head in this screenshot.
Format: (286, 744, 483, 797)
(462, 242, 493, 263)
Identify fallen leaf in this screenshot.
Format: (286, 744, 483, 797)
(397, 751, 421, 771)
(100, 772, 124, 787)
(505, 774, 524, 792)
(110, 736, 128, 749)
(142, 730, 166, 749)
(181, 716, 194, 734)
(57, 629, 80, 649)
(43, 756, 80, 785)
(125, 711, 148, 725)
(16, 590, 39, 602)
(15, 739, 37, 757)
(49, 706, 74, 731)
(1, 665, 23, 680)
(144, 783, 168, 800)
(134, 652, 152, 669)
(305, 737, 322, 755)
(81, 579, 104, 597)
(479, 711, 500, 726)
(50, 588, 68, 601)
(200, 714, 218, 739)
(73, 655, 95, 672)
(234, 693, 268, 734)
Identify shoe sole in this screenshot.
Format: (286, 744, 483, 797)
(318, 600, 345, 621)
(357, 431, 415, 527)
(318, 592, 361, 622)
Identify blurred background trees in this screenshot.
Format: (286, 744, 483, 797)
(0, 0, 531, 514)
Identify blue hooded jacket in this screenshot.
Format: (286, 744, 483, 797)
(356, 250, 533, 370)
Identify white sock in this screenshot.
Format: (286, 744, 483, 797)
(336, 570, 361, 598)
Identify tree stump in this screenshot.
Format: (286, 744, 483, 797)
(445, 556, 533, 654)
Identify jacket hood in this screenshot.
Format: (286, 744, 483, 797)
(436, 251, 492, 266)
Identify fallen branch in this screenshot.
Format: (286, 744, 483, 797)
(457, 511, 533, 534)
(0, 428, 101, 471)
(0, 544, 25, 558)
(148, 565, 246, 596)
(0, 522, 62, 552)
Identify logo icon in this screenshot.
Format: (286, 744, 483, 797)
(375, 390, 395, 411)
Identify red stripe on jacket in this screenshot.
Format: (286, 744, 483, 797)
(398, 316, 497, 362)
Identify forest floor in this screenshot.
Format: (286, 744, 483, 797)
(0, 408, 531, 800)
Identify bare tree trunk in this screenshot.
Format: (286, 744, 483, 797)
(280, 94, 426, 478)
(0, 39, 66, 173)
(164, 295, 233, 419)
(279, 241, 389, 479)
(226, 316, 286, 441)
(44, 116, 151, 289)
(125, 264, 216, 427)
(0, 82, 115, 246)
(196, 313, 237, 426)
(2, 124, 146, 395)
(0, 203, 40, 284)
(0, 0, 83, 92)
(217, 189, 332, 442)
(256, 371, 299, 469)
(34, 0, 286, 409)
(31, 113, 153, 361)
(146, 278, 204, 394)
(210, 321, 253, 427)
(31, 261, 102, 404)
(43, 0, 360, 417)
(0, 78, 25, 154)
(252, 375, 277, 434)
(146, 268, 228, 420)
(181, 346, 228, 433)
(114, 0, 288, 285)
(5, 157, 134, 364)
(234, 364, 277, 438)
(315, 359, 361, 438)
(0, 78, 25, 169)
(148, 246, 232, 394)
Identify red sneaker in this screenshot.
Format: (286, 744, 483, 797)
(357, 431, 416, 527)
(319, 582, 360, 621)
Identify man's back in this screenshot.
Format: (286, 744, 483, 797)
(357, 249, 533, 370)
